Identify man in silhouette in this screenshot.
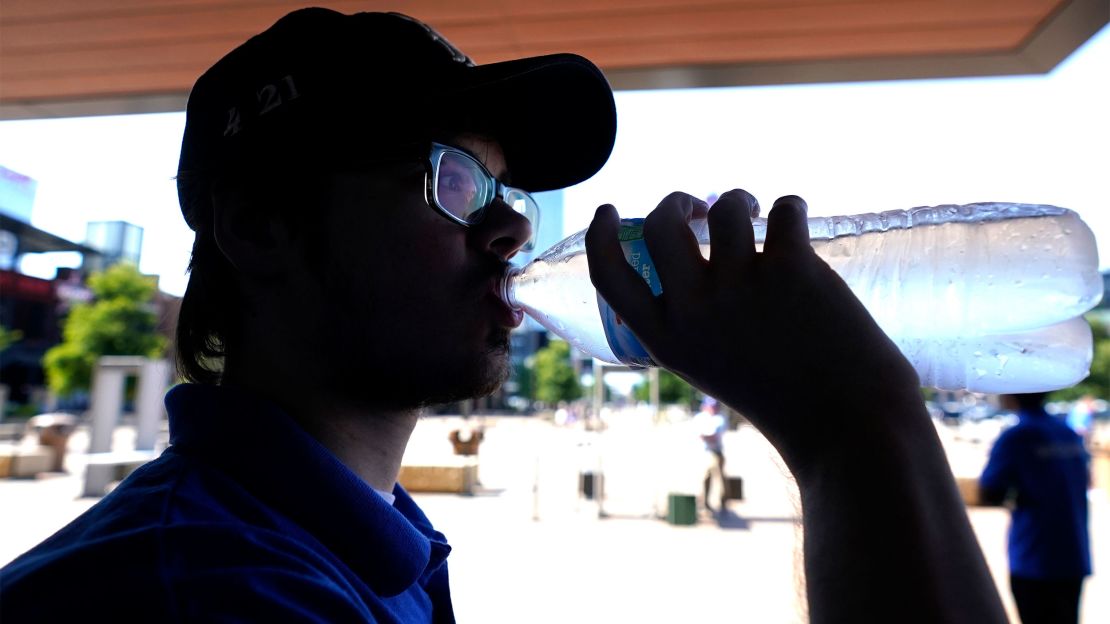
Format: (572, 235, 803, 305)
(2, 9, 1007, 623)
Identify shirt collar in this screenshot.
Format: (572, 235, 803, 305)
(165, 383, 450, 596)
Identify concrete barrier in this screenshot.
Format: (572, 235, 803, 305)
(1093, 448, 1110, 496)
(954, 476, 983, 506)
(82, 450, 157, 497)
(398, 462, 477, 494)
(0, 444, 54, 478)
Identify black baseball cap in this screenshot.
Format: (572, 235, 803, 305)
(177, 8, 617, 230)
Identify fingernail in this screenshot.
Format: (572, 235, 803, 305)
(773, 195, 808, 215)
(747, 197, 761, 219)
(721, 188, 759, 217)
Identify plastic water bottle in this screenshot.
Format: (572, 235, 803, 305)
(502, 203, 1103, 392)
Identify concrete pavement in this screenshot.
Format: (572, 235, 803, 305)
(1, 413, 1106, 622)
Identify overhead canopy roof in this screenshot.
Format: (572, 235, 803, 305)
(1, 0, 1107, 120)
(0, 214, 103, 256)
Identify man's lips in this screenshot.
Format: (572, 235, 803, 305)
(503, 304, 525, 329)
(490, 286, 524, 328)
(490, 275, 524, 328)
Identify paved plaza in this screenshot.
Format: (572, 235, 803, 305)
(1, 412, 1106, 623)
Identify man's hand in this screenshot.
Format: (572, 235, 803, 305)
(585, 189, 1007, 623)
(585, 189, 919, 469)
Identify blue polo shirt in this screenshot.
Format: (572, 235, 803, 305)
(0, 384, 455, 622)
(979, 407, 1091, 580)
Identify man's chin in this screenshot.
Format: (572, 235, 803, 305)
(413, 367, 509, 409)
(459, 330, 512, 397)
(320, 321, 515, 411)
(346, 347, 512, 412)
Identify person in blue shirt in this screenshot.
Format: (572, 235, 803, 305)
(980, 393, 1091, 624)
(2, 7, 1008, 623)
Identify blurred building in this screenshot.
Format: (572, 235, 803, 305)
(83, 220, 143, 274)
(0, 165, 178, 410)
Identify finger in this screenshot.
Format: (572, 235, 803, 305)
(763, 195, 813, 257)
(707, 189, 758, 274)
(642, 192, 707, 293)
(585, 204, 662, 333)
(691, 197, 710, 220)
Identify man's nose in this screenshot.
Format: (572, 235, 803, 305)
(472, 197, 534, 260)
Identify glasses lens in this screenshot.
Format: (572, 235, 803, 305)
(504, 188, 540, 251)
(435, 151, 493, 223)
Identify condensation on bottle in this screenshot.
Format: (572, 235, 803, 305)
(503, 203, 1103, 393)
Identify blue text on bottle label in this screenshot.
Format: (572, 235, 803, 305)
(597, 219, 659, 367)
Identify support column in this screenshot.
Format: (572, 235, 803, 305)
(84, 356, 150, 497)
(88, 366, 127, 454)
(135, 360, 170, 451)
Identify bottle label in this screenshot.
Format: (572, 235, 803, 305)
(597, 219, 659, 367)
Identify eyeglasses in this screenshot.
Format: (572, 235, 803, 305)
(424, 142, 540, 251)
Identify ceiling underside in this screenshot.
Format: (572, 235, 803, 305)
(1, 0, 1107, 120)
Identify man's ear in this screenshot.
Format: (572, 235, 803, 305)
(211, 191, 296, 278)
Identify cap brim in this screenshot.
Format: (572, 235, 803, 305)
(449, 53, 616, 193)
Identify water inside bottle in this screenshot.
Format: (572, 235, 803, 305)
(505, 206, 1100, 391)
(509, 251, 622, 363)
(810, 214, 1101, 338)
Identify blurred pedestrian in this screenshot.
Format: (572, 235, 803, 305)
(980, 392, 1091, 624)
(694, 396, 727, 512)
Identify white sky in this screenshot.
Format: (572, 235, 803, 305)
(1, 26, 1108, 297)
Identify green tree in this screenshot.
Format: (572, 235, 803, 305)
(43, 264, 166, 396)
(0, 324, 22, 351)
(511, 361, 535, 401)
(1049, 314, 1110, 402)
(633, 369, 696, 405)
(532, 339, 581, 405)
